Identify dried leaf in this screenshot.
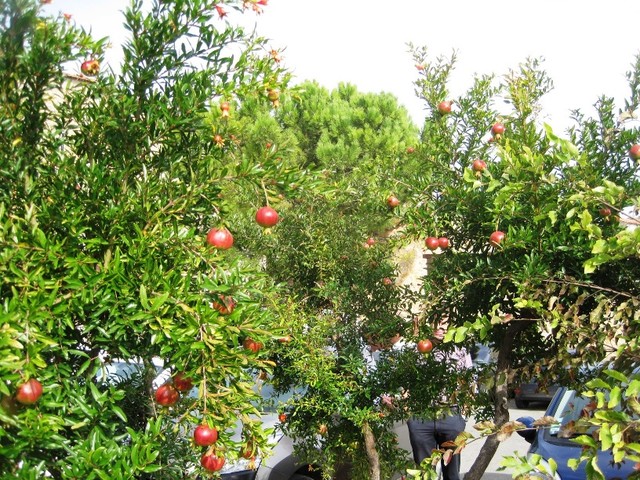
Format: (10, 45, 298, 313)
(580, 400, 597, 418)
(500, 421, 521, 435)
(473, 421, 495, 431)
(558, 420, 576, 438)
(533, 416, 558, 427)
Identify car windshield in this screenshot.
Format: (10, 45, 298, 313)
(547, 387, 640, 440)
(548, 389, 595, 437)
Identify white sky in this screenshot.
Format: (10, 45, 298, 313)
(44, 0, 640, 133)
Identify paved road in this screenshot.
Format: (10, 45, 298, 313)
(460, 400, 547, 480)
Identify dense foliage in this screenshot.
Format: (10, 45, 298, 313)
(400, 47, 640, 479)
(239, 81, 427, 480)
(0, 0, 296, 477)
(4, 1, 640, 480)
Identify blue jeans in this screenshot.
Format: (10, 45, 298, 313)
(407, 413, 466, 480)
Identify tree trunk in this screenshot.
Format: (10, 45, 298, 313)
(362, 420, 381, 480)
(464, 321, 531, 480)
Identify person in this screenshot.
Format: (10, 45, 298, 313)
(406, 318, 472, 480)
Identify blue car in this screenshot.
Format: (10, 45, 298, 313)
(517, 387, 637, 480)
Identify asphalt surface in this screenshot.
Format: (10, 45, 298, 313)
(460, 400, 547, 480)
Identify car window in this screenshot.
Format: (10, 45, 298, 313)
(547, 387, 640, 440)
(96, 358, 163, 384)
(259, 383, 306, 412)
(548, 389, 594, 436)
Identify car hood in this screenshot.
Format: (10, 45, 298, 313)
(531, 440, 635, 480)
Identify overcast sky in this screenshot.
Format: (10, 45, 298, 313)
(44, 0, 640, 132)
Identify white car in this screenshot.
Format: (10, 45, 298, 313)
(102, 359, 414, 480)
(220, 411, 413, 480)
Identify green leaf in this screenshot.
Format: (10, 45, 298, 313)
(453, 326, 468, 343)
(591, 239, 608, 254)
(139, 284, 149, 309)
(543, 123, 557, 141)
(462, 167, 476, 183)
(625, 379, 640, 397)
(600, 423, 612, 451)
(131, 443, 140, 467)
(34, 228, 47, 247)
(142, 464, 163, 473)
(586, 456, 605, 480)
(571, 435, 598, 448)
(580, 209, 593, 229)
(151, 291, 170, 311)
(112, 405, 128, 422)
(604, 369, 628, 383)
(608, 386, 622, 409)
(568, 458, 580, 471)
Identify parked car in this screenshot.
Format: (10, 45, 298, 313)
(220, 382, 413, 480)
(516, 387, 637, 480)
(219, 383, 320, 480)
(514, 380, 559, 409)
(224, 419, 413, 480)
(103, 359, 413, 479)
